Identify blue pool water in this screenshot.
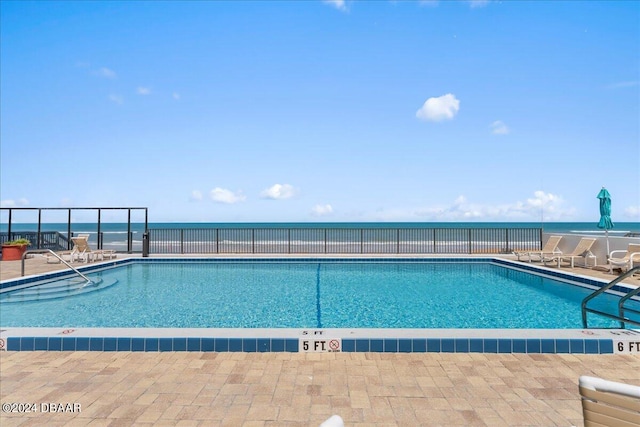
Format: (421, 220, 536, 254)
(1, 260, 637, 329)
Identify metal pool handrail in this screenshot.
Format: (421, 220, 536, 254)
(581, 266, 640, 328)
(21, 249, 92, 286)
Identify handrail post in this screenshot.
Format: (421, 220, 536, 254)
(7, 208, 12, 239)
(127, 209, 132, 253)
(97, 209, 102, 249)
(582, 266, 640, 328)
(67, 209, 72, 250)
(618, 286, 640, 327)
(21, 249, 92, 285)
(142, 232, 149, 257)
(433, 229, 436, 254)
(324, 229, 327, 254)
(505, 228, 509, 253)
(37, 209, 42, 249)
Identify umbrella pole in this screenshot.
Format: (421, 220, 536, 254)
(605, 229, 610, 260)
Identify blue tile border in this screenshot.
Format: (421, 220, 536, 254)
(117, 337, 131, 351)
(399, 339, 412, 353)
(370, 339, 383, 352)
(159, 338, 173, 352)
(214, 338, 229, 352)
(174, 337, 187, 351)
(49, 337, 62, 351)
(202, 338, 215, 352)
(412, 339, 426, 352)
(2, 336, 618, 354)
(527, 339, 541, 354)
(427, 338, 441, 352)
(498, 339, 512, 353)
(484, 339, 498, 353)
(470, 338, 483, 353)
(271, 338, 284, 352)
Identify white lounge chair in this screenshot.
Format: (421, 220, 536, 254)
(43, 233, 92, 263)
(544, 237, 597, 268)
(609, 243, 640, 273)
(320, 415, 344, 427)
(43, 251, 73, 264)
(70, 236, 116, 263)
(579, 375, 640, 427)
(514, 235, 563, 262)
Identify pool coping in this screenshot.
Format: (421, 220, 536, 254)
(1, 256, 639, 354)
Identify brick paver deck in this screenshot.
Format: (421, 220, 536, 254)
(1, 351, 639, 426)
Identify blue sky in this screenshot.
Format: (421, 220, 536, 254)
(1, 0, 639, 223)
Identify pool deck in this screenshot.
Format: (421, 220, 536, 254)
(1, 255, 639, 426)
(1, 351, 638, 426)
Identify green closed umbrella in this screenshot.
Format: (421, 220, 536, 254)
(597, 187, 614, 257)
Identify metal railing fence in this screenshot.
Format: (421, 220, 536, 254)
(0, 231, 69, 251)
(148, 227, 542, 255)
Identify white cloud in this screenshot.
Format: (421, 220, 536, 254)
(416, 93, 460, 122)
(137, 87, 151, 95)
(261, 184, 297, 200)
(0, 198, 29, 208)
(108, 94, 123, 105)
(469, 0, 489, 8)
(323, 0, 347, 11)
(96, 67, 117, 79)
(210, 188, 246, 204)
(624, 206, 640, 219)
(418, 0, 488, 10)
(311, 204, 333, 216)
(526, 190, 559, 209)
(490, 120, 510, 135)
(606, 81, 639, 89)
(411, 190, 573, 221)
(190, 190, 203, 201)
(172, 92, 181, 100)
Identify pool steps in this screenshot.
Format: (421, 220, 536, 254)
(0, 277, 117, 303)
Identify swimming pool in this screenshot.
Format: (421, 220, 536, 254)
(1, 258, 638, 353)
(2, 258, 638, 328)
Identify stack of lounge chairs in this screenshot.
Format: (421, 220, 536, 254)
(514, 235, 563, 262)
(515, 234, 639, 275)
(543, 237, 597, 268)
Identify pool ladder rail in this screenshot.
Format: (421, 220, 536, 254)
(21, 249, 93, 287)
(581, 266, 640, 329)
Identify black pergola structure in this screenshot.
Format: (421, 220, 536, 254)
(1, 207, 148, 254)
